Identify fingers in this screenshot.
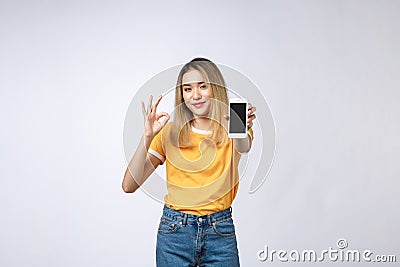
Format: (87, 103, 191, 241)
(156, 112, 170, 127)
(247, 103, 256, 129)
(147, 95, 153, 115)
(249, 113, 256, 119)
(248, 104, 256, 115)
(141, 101, 146, 117)
(248, 113, 256, 120)
(142, 95, 161, 117)
(152, 95, 163, 116)
(156, 112, 169, 120)
(154, 95, 162, 108)
(248, 104, 256, 117)
(143, 95, 163, 117)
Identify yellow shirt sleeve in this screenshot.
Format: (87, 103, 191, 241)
(148, 127, 166, 163)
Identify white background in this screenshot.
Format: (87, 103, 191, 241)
(1, 0, 399, 266)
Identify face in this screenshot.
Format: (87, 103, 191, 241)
(181, 69, 213, 118)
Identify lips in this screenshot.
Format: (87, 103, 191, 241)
(192, 101, 206, 108)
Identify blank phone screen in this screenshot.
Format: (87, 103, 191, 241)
(229, 103, 247, 133)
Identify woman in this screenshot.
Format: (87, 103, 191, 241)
(122, 58, 256, 266)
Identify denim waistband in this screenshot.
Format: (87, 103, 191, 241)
(161, 205, 233, 226)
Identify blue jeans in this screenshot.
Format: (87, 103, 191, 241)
(156, 205, 240, 267)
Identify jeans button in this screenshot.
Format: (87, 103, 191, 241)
(198, 218, 203, 222)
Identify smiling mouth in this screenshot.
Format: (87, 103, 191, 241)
(192, 102, 206, 108)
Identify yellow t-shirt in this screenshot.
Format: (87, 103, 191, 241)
(149, 122, 253, 215)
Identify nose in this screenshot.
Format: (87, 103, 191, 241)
(193, 87, 201, 100)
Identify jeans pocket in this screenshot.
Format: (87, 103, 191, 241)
(157, 218, 182, 234)
(211, 217, 236, 237)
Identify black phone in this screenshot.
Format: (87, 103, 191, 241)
(228, 98, 248, 138)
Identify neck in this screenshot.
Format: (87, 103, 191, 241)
(192, 117, 211, 130)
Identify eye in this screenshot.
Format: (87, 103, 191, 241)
(200, 84, 207, 89)
(183, 87, 191, 92)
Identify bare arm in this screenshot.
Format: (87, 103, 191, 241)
(122, 95, 169, 193)
(122, 135, 162, 193)
(233, 133, 253, 154)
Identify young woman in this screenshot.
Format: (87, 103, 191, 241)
(122, 58, 256, 266)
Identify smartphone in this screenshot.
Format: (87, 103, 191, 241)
(228, 98, 248, 138)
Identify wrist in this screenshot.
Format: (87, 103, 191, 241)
(143, 134, 154, 148)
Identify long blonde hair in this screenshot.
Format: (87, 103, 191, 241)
(170, 58, 228, 147)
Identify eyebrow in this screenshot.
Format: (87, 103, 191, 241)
(182, 82, 205, 87)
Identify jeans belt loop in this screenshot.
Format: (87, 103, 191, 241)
(207, 214, 212, 226)
(183, 213, 188, 226)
